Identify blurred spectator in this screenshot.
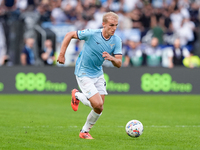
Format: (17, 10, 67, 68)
(142, 37, 162, 67)
(19, 5, 40, 38)
(63, 4, 77, 24)
(0, 21, 8, 66)
(188, 2, 199, 47)
(93, 6, 106, 29)
(74, 0, 85, 30)
(123, 37, 143, 67)
(189, 2, 200, 27)
(36, 4, 51, 23)
(140, 4, 153, 31)
(61, 0, 77, 9)
(124, 0, 142, 12)
(0, 5, 8, 66)
(152, 0, 163, 8)
(0, 0, 199, 67)
(102, 0, 126, 12)
(85, 6, 99, 29)
(153, 8, 163, 24)
(1, 0, 17, 11)
(161, 8, 172, 31)
(170, 4, 183, 31)
(50, 0, 67, 23)
(167, 38, 191, 68)
(115, 17, 131, 43)
(151, 15, 164, 45)
(20, 38, 35, 66)
(117, 10, 132, 30)
(16, 0, 39, 12)
(41, 39, 55, 65)
(178, 0, 190, 9)
(179, 1, 190, 19)
(129, 8, 142, 30)
(82, 3, 96, 23)
(176, 18, 195, 48)
(16, 0, 28, 11)
(183, 55, 200, 68)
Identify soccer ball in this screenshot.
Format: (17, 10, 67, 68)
(125, 120, 143, 138)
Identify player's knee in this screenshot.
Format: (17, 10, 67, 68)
(94, 106, 103, 114)
(93, 101, 103, 109)
(92, 101, 103, 112)
(97, 104, 103, 112)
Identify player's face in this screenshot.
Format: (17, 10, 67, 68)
(103, 17, 118, 37)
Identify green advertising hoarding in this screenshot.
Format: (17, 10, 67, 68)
(0, 67, 199, 94)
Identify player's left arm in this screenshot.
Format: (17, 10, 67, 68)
(102, 37, 122, 68)
(102, 52, 122, 68)
(112, 54, 122, 68)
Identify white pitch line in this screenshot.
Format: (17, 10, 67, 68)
(175, 125, 200, 127)
(21, 125, 200, 129)
(69, 126, 77, 128)
(105, 125, 200, 128)
(145, 125, 170, 128)
(139, 125, 200, 128)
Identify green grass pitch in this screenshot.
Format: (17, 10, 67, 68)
(0, 94, 200, 150)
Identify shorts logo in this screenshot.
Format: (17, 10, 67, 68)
(86, 90, 91, 95)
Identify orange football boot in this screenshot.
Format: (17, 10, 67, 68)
(79, 132, 94, 139)
(71, 89, 80, 111)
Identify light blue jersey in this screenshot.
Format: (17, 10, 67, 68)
(75, 29, 122, 78)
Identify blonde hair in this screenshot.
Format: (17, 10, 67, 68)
(102, 12, 119, 23)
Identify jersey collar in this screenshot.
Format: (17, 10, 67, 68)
(101, 29, 112, 41)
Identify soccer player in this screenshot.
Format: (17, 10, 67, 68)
(57, 12, 122, 139)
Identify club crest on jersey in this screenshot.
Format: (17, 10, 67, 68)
(110, 44, 115, 49)
(81, 30, 85, 33)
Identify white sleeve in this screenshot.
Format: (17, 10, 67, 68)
(167, 48, 174, 57)
(182, 48, 190, 57)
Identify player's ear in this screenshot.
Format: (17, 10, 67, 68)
(102, 22, 105, 28)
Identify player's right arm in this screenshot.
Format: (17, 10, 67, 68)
(20, 53, 27, 66)
(57, 31, 78, 64)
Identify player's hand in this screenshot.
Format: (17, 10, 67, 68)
(102, 52, 113, 61)
(57, 54, 65, 64)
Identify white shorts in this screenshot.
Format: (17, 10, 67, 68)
(76, 75, 108, 99)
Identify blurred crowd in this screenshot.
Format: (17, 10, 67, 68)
(0, 0, 200, 68)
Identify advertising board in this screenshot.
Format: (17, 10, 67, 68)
(0, 67, 199, 94)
